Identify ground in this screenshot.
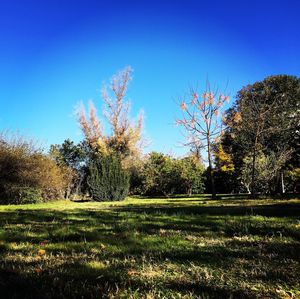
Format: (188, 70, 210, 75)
(0, 195, 299, 299)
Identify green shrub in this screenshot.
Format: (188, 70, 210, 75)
(133, 152, 205, 196)
(2, 186, 43, 205)
(285, 168, 300, 193)
(87, 154, 129, 201)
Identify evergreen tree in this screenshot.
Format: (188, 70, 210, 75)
(87, 154, 129, 201)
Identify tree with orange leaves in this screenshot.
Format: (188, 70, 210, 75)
(176, 87, 229, 199)
(76, 66, 144, 165)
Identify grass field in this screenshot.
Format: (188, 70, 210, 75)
(0, 195, 300, 298)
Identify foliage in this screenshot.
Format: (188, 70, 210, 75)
(222, 75, 300, 194)
(285, 168, 300, 193)
(139, 152, 177, 196)
(126, 157, 145, 195)
(214, 143, 234, 172)
(50, 139, 91, 197)
(87, 153, 129, 201)
(50, 139, 89, 170)
(175, 156, 205, 195)
(136, 152, 204, 196)
(4, 187, 43, 204)
(240, 151, 292, 194)
(0, 132, 71, 204)
(76, 67, 144, 165)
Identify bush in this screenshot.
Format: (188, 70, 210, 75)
(127, 158, 145, 195)
(285, 168, 300, 193)
(0, 132, 71, 204)
(175, 156, 205, 195)
(3, 186, 43, 204)
(87, 154, 129, 201)
(131, 152, 205, 196)
(140, 152, 177, 196)
(240, 151, 293, 194)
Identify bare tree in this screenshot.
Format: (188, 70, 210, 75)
(176, 86, 229, 199)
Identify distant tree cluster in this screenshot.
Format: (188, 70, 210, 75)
(1, 70, 298, 204)
(50, 67, 206, 201)
(49, 139, 90, 199)
(177, 75, 299, 197)
(129, 152, 204, 196)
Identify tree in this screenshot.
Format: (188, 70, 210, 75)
(76, 66, 144, 166)
(87, 154, 129, 201)
(75, 67, 145, 201)
(140, 152, 177, 196)
(225, 75, 300, 195)
(175, 155, 205, 196)
(176, 86, 229, 199)
(50, 139, 91, 198)
(231, 92, 273, 196)
(240, 150, 292, 194)
(138, 152, 204, 196)
(213, 143, 235, 193)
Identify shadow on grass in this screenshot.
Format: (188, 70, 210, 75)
(114, 202, 300, 218)
(0, 199, 299, 298)
(131, 193, 299, 200)
(0, 262, 257, 299)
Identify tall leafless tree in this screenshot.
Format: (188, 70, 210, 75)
(176, 86, 229, 199)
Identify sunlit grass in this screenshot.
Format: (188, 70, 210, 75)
(0, 195, 299, 298)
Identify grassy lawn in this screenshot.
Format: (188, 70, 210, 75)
(0, 196, 300, 298)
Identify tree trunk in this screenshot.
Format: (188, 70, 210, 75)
(251, 139, 257, 197)
(207, 139, 216, 200)
(251, 152, 256, 196)
(280, 171, 285, 195)
(187, 185, 192, 197)
(75, 174, 84, 195)
(246, 185, 251, 194)
(64, 185, 71, 199)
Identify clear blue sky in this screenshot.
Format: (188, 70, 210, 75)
(0, 0, 299, 155)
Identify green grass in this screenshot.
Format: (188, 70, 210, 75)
(0, 195, 299, 298)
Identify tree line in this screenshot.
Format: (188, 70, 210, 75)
(0, 68, 299, 204)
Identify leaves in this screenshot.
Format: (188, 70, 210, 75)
(76, 67, 144, 162)
(38, 249, 46, 256)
